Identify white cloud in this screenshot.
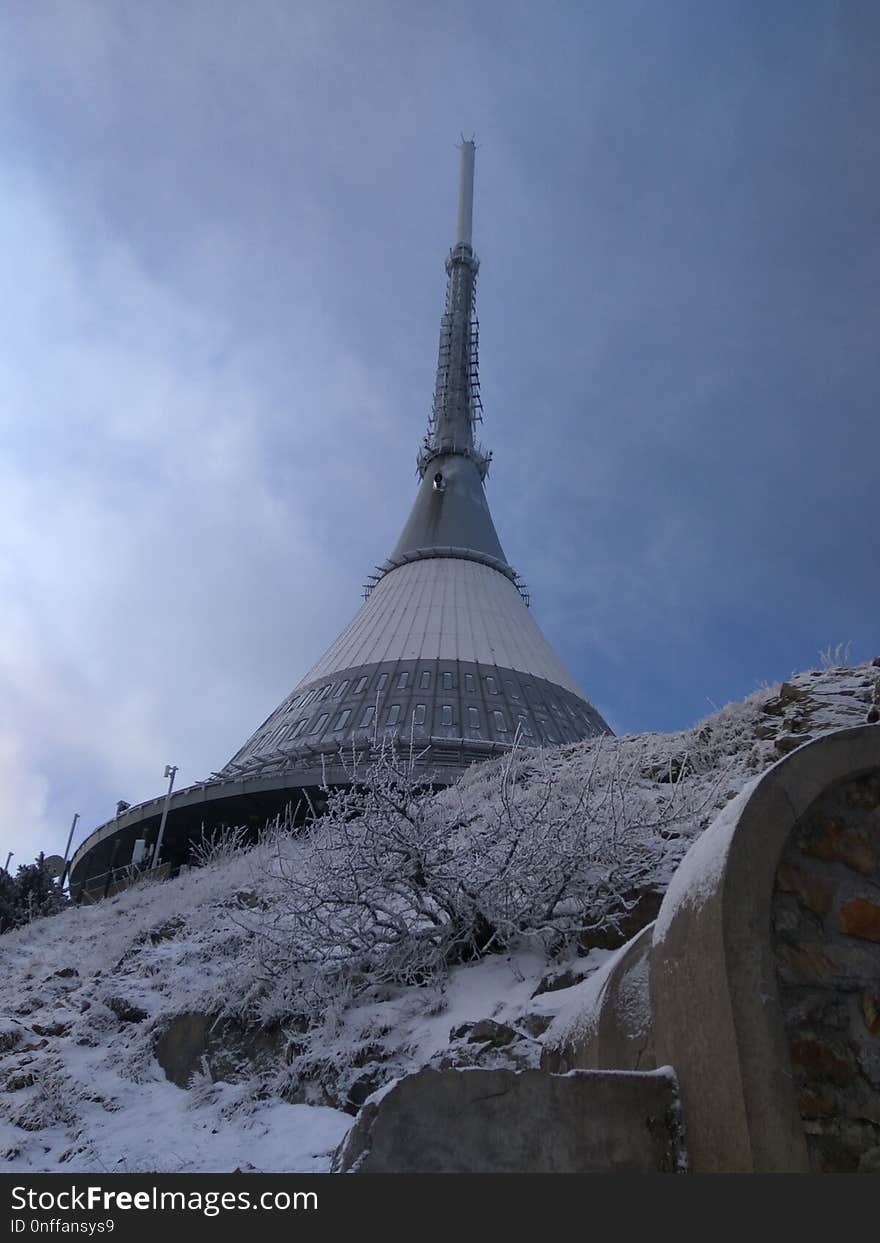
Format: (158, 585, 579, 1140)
(0, 166, 385, 864)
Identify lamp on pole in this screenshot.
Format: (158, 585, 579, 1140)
(152, 765, 178, 869)
(59, 812, 80, 889)
(3, 852, 12, 874)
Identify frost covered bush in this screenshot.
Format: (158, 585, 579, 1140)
(189, 824, 251, 868)
(4, 1065, 79, 1133)
(239, 731, 731, 1025)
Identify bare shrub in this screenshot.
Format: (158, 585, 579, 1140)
(238, 731, 730, 1027)
(819, 641, 852, 670)
(189, 824, 251, 869)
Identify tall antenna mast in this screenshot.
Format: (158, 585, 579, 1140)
(418, 139, 488, 480)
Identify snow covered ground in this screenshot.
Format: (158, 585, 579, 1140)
(1, 661, 876, 1173)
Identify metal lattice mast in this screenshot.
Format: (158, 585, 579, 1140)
(419, 139, 490, 481)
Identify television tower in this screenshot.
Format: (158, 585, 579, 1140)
(223, 140, 610, 775)
(69, 141, 610, 900)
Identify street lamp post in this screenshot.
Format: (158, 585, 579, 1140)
(152, 765, 178, 869)
(59, 812, 80, 889)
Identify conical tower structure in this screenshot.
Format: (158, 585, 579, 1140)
(69, 142, 610, 901)
(222, 141, 610, 778)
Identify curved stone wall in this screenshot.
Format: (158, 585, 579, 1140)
(651, 724, 879, 1172)
(772, 767, 880, 1172)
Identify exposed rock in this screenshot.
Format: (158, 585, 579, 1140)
(3, 1069, 37, 1091)
(450, 1019, 516, 1047)
(782, 938, 879, 989)
(334, 1066, 685, 1173)
(346, 1071, 385, 1112)
(532, 967, 583, 996)
(30, 1020, 72, 1038)
(763, 682, 810, 715)
(777, 940, 839, 982)
(0, 1022, 24, 1054)
(775, 734, 813, 755)
(104, 996, 149, 1024)
(516, 1012, 553, 1038)
(776, 861, 833, 917)
(154, 1013, 210, 1086)
(436, 1020, 542, 1072)
(839, 898, 880, 943)
(803, 820, 877, 875)
(154, 1011, 286, 1088)
(790, 1038, 856, 1086)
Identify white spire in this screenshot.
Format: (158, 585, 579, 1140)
(455, 139, 476, 247)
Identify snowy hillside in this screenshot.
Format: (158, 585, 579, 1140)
(1, 661, 877, 1174)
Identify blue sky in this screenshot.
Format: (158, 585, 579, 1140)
(1, 0, 877, 866)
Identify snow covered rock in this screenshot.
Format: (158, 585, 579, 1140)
(333, 1065, 685, 1173)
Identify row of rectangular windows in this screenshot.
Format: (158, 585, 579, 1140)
(288, 671, 581, 717)
(255, 705, 584, 754)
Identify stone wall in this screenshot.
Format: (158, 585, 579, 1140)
(773, 768, 880, 1172)
(651, 725, 878, 1171)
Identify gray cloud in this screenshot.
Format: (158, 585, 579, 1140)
(1, 1, 877, 864)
